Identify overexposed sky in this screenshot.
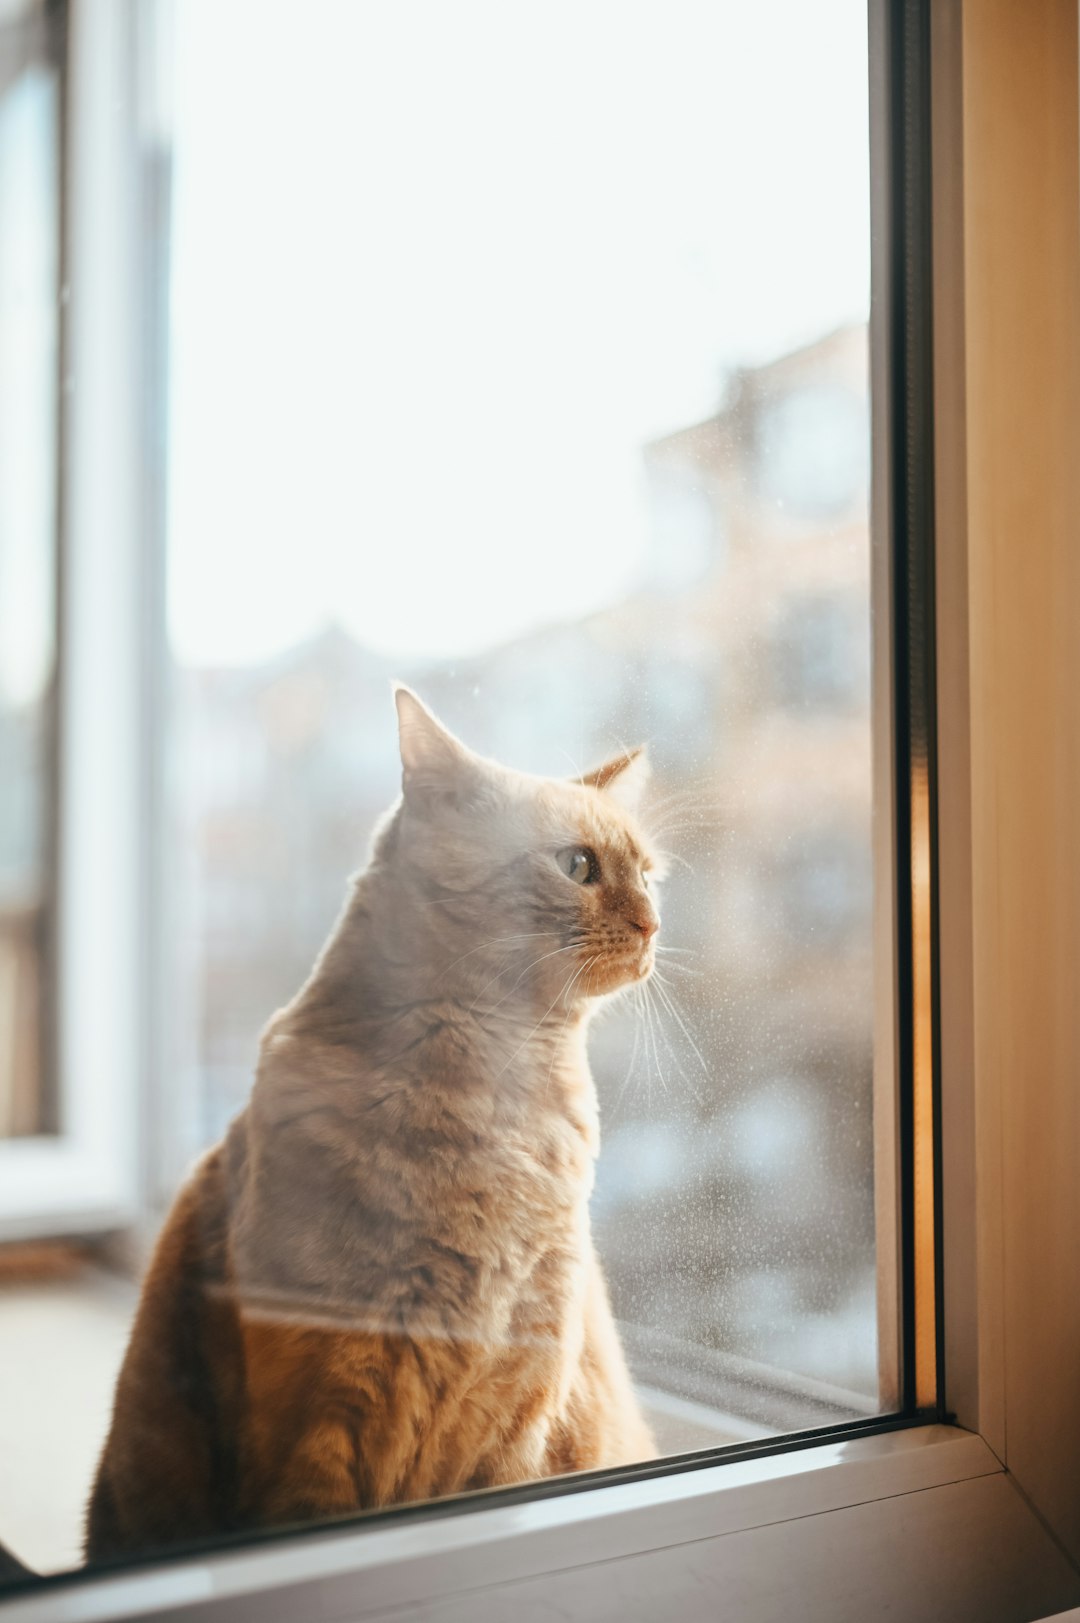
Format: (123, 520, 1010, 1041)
(167, 0, 870, 668)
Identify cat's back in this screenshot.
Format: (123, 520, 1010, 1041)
(85, 1131, 247, 1560)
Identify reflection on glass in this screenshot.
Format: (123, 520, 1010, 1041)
(0, 13, 60, 1140)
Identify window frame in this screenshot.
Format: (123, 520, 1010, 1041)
(0, 0, 143, 1238)
(5, 0, 1080, 1616)
(0, 0, 63, 1147)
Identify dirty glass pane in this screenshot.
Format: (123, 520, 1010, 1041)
(165, 0, 875, 1461)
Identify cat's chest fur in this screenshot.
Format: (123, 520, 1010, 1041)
(231, 1019, 599, 1349)
(225, 1020, 601, 1503)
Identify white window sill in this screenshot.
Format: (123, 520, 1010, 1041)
(1, 1424, 1020, 1623)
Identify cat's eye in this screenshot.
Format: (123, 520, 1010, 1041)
(557, 846, 601, 885)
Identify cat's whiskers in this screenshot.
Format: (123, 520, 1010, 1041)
(644, 783, 716, 813)
(469, 940, 583, 1018)
(639, 982, 668, 1109)
(491, 950, 596, 1082)
(609, 968, 709, 1119)
(644, 786, 723, 820)
(652, 847, 694, 874)
(557, 745, 590, 784)
(436, 932, 557, 985)
(646, 980, 709, 1109)
(542, 954, 601, 1106)
(645, 814, 718, 843)
(651, 956, 701, 977)
(650, 970, 710, 1082)
(607, 986, 645, 1123)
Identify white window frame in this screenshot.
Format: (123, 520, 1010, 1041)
(0, 0, 142, 1239)
(6, 1, 1080, 1618)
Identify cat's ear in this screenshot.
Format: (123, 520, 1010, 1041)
(393, 684, 477, 808)
(578, 746, 650, 812)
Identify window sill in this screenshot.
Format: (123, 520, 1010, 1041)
(2, 1425, 1022, 1623)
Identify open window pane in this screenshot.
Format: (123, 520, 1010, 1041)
(0, 3, 60, 1141)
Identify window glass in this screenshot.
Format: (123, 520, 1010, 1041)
(166, 0, 876, 1465)
(0, 5, 60, 1141)
(0, 0, 882, 1581)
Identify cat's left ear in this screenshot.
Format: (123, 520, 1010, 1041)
(578, 747, 650, 812)
(393, 684, 478, 808)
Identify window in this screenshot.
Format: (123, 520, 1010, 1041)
(0, 0, 963, 1603)
(9, 2, 1080, 1617)
(0, 0, 62, 1141)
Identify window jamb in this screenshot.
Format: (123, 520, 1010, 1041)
(0, 0, 142, 1238)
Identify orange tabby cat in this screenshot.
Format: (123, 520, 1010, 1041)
(86, 688, 658, 1561)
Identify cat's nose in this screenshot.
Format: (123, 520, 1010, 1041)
(629, 911, 659, 941)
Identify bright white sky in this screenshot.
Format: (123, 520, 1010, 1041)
(167, 0, 870, 668)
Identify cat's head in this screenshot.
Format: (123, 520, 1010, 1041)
(379, 686, 662, 1009)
